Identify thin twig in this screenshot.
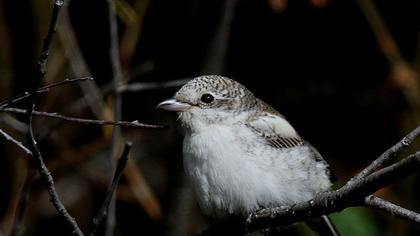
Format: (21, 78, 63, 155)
(0, 77, 93, 108)
(0, 107, 168, 129)
(364, 195, 420, 223)
(27, 116, 84, 236)
(343, 151, 420, 200)
(89, 142, 132, 236)
(33, 0, 63, 85)
(0, 129, 32, 155)
(349, 125, 420, 182)
(21, 0, 84, 235)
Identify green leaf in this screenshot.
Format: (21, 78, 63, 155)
(329, 207, 380, 236)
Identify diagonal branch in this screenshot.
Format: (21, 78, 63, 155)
(364, 195, 420, 224)
(27, 117, 84, 235)
(0, 128, 32, 155)
(0, 107, 168, 129)
(349, 125, 420, 182)
(0, 77, 93, 108)
(89, 142, 132, 236)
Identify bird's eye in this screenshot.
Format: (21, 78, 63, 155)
(200, 93, 214, 104)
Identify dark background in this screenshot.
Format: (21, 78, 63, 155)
(0, 0, 419, 235)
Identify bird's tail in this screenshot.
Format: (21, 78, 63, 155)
(306, 215, 340, 236)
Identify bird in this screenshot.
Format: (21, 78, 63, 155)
(157, 75, 338, 235)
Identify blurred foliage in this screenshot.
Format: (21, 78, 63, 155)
(0, 0, 420, 235)
(330, 208, 380, 236)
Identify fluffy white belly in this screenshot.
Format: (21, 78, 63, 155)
(182, 125, 331, 218)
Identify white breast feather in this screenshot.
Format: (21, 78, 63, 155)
(182, 122, 331, 218)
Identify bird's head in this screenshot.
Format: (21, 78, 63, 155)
(157, 75, 256, 131)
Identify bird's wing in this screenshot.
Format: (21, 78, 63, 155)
(247, 100, 337, 181)
(246, 106, 304, 149)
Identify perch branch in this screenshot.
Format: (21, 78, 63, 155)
(201, 124, 420, 236)
(244, 151, 420, 233)
(89, 142, 132, 236)
(364, 195, 420, 223)
(0, 107, 167, 129)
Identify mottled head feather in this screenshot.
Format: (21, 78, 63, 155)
(175, 75, 256, 112)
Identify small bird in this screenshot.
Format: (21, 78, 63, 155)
(157, 75, 338, 235)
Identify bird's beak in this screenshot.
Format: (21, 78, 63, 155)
(156, 98, 191, 112)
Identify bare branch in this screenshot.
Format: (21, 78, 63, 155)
(34, 0, 63, 84)
(89, 142, 132, 236)
(20, 0, 84, 235)
(0, 129, 32, 155)
(0, 107, 168, 129)
(0, 77, 93, 108)
(364, 195, 420, 224)
(350, 125, 420, 182)
(27, 116, 84, 236)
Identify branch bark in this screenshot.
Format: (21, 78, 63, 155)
(0, 77, 93, 108)
(27, 127, 84, 236)
(0, 107, 167, 129)
(0, 128, 32, 155)
(89, 142, 132, 236)
(350, 125, 420, 182)
(21, 0, 84, 235)
(364, 195, 420, 223)
(245, 151, 420, 233)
